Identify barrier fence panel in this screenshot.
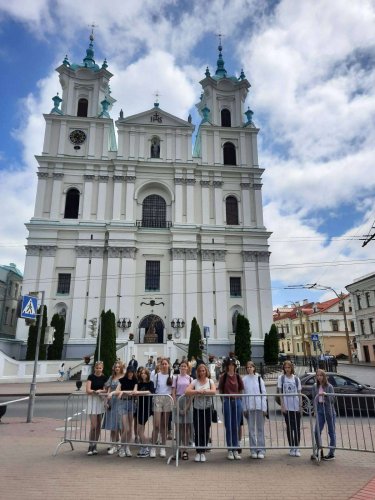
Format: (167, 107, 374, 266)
(54, 392, 175, 459)
(55, 391, 375, 467)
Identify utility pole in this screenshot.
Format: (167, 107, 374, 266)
(27, 291, 45, 423)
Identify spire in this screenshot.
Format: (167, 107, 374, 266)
(215, 34, 227, 78)
(83, 28, 96, 69)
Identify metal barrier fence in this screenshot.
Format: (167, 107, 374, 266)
(55, 391, 375, 467)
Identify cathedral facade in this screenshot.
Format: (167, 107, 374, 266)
(16, 35, 273, 361)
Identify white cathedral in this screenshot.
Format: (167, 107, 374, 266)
(16, 34, 273, 362)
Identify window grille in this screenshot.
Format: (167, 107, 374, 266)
(226, 196, 239, 225)
(145, 261, 160, 291)
(142, 195, 167, 228)
(230, 277, 241, 297)
(57, 274, 71, 294)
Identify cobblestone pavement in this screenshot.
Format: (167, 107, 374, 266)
(1, 416, 375, 500)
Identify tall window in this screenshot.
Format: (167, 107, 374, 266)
(232, 310, 239, 332)
(226, 196, 239, 225)
(221, 109, 231, 127)
(142, 195, 166, 228)
(145, 261, 160, 291)
(360, 319, 365, 334)
(57, 273, 71, 294)
(366, 292, 371, 308)
(230, 277, 241, 297)
(350, 320, 355, 332)
(332, 320, 339, 332)
(77, 98, 88, 117)
(369, 318, 374, 334)
(64, 188, 80, 219)
(223, 142, 236, 165)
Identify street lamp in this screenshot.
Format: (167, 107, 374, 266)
(171, 318, 185, 338)
(117, 318, 132, 331)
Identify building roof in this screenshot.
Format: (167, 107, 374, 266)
(0, 263, 23, 278)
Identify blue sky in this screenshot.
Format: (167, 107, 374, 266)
(0, 0, 374, 308)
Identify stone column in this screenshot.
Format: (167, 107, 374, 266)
(239, 131, 247, 166)
(185, 249, 198, 339)
(129, 129, 136, 159)
(200, 179, 210, 225)
(101, 123, 109, 160)
(253, 182, 264, 227)
(97, 175, 109, 220)
(186, 178, 195, 224)
(125, 175, 136, 222)
(214, 251, 227, 341)
(170, 249, 185, 337)
(213, 180, 223, 225)
(42, 119, 52, 155)
(214, 131, 221, 165)
(70, 247, 91, 340)
(88, 122, 96, 158)
(201, 250, 215, 337)
(241, 182, 251, 226)
(119, 248, 137, 340)
(34, 172, 49, 217)
(57, 120, 66, 157)
(86, 247, 105, 336)
(112, 175, 125, 220)
(174, 178, 184, 223)
(82, 174, 95, 220)
(50, 172, 64, 219)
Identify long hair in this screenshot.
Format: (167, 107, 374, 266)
(111, 361, 124, 377)
(282, 360, 295, 375)
(316, 368, 328, 387)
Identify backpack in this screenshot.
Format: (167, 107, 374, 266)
(275, 374, 300, 406)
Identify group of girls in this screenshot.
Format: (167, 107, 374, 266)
(85, 358, 336, 462)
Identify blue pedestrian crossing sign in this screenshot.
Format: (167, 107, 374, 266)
(21, 295, 38, 319)
(311, 333, 319, 341)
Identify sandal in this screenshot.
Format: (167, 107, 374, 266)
(182, 451, 189, 460)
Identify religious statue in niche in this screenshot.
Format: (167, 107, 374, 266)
(150, 136, 160, 158)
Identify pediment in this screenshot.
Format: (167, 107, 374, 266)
(118, 107, 193, 129)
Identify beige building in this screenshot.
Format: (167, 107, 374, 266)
(346, 273, 375, 362)
(274, 296, 355, 359)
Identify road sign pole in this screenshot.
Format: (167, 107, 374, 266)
(27, 291, 44, 423)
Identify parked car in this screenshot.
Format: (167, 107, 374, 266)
(299, 372, 375, 416)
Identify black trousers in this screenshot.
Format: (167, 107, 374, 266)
(284, 411, 301, 447)
(193, 407, 211, 453)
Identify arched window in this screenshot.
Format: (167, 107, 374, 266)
(150, 136, 160, 158)
(77, 98, 88, 117)
(64, 188, 80, 219)
(221, 109, 231, 127)
(142, 194, 166, 227)
(232, 310, 239, 333)
(223, 142, 236, 165)
(226, 196, 239, 225)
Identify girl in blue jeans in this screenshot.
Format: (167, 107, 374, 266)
(312, 369, 336, 460)
(218, 357, 244, 460)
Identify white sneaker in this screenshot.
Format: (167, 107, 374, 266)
(92, 445, 97, 455)
(159, 447, 166, 458)
(87, 446, 93, 456)
(257, 452, 265, 459)
(200, 453, 206, 462)
(150, 447, 156, 458)
(227, 451, 234, 460)
(295, 449, 301, 457)
(194, 453, 201, 462)
(251, 452, 258, 459)
(289, 448, 296, 457)
(125, 446, 132, 457)
(233, 451, 241, 460)
(107, 445, 118, 455)
(118, 447, 126, 458)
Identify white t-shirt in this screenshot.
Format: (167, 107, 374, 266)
(151, 372, 172, 395)
(277, 374, 301, 412)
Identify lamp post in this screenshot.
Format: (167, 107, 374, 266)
(171, 318, 185, 339)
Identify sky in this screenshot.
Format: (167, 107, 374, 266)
(0, 0, 374, 309)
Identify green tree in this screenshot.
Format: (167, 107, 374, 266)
(47, 313, 65, 360)
(26, 305, 48, 360)
(263, 332, 270, 363)
(268, 323, 279, 364)
(94, 309, 117, 377)
(234, 314, 252, 366)
(188, 317, 203, 360)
